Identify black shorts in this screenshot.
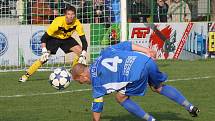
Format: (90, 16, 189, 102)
(46, 37, 80, 54)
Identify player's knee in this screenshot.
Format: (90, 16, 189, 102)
(71, 45, 82, 55)
(76, 47, 82, 55)
(150, 84, 163, 93)
(115, 92, 128, 103)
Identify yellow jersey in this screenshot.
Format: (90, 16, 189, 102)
(47, 16, 85, 39)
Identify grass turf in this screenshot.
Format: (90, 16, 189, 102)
(0, 59, 215, 121)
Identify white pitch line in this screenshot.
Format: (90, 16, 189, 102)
(167, 76, 214, 82)
(0, 76, 214, 98)
(0, 89, 91, 98)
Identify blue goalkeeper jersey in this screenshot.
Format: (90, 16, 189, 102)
(90, 41, 151, 98)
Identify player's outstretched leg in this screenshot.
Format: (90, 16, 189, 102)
(158, 85, 200, 117)
(120, 98, 156, 121)
(116, 93, 155, 121)
(19, 59, 43, 82)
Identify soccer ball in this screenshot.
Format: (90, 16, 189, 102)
(49, 67, 71, 90)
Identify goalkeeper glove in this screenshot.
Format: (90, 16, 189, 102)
(40, 47, 50, 62)
(78, 50, 87, 65)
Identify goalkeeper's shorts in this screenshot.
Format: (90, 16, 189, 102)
(46, 37, 80, 54)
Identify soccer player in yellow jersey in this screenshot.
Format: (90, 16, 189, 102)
(19, 5, 88, 82)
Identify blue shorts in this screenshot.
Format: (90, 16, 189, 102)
(124, 75, 148, 96)
(146, 59, 167, 89)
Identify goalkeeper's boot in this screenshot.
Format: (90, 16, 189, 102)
(19, 74, 29, 82)
(189, 106, 200, 117)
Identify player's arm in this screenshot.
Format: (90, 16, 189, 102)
(93, 112, 101, 121)
(76, 19, 88, 64)
(76, 19, 88, 51)
(132, 43, 156, 60)
(79, 35, 88, 51)
(92, 97, 104, 121)
(40, 32, 53, 62)
(41, 32, 52, 45)
(111, 41, 156, 59)
(39, 18, 60, 62)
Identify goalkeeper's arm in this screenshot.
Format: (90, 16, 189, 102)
(79, 35, 88, 51)
(78, 35, 88, 64)
(41, 32, 52, 45)
(40, 32, 52, 62)
(92, 97, 104, 121)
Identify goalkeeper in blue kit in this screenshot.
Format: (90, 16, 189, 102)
(71, 41, 200, 121)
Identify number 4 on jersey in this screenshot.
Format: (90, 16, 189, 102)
(101, 56, 122, 72)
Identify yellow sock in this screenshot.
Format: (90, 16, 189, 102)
(72, 55, 79, 67)
(26, 59, 43, 76)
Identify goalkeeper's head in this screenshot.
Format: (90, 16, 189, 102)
(70, 63, 91, 84)
(64, 5, 76, 24)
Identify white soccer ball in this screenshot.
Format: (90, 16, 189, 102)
(49, 67, 71, 90)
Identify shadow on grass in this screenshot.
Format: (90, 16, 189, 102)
(102, 111, 192, 121)
(29, 76, 49, 82)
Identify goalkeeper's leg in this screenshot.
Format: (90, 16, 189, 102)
(69, 45, 82, 67)
(19, 59, 46, 82)
(71, 55, 79, 67)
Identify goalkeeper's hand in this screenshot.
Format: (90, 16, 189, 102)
(78, 50, 87, 65)
(40, 47, 50, 62)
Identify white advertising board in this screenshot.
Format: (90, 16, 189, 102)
(0, 25, 19, 66)
(0, 24, 90, 66)
(128, 22, 208, 59)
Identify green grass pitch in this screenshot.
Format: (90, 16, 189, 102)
(0, 59, 215, 121)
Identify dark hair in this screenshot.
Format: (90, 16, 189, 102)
(64, 5, 76, 14)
